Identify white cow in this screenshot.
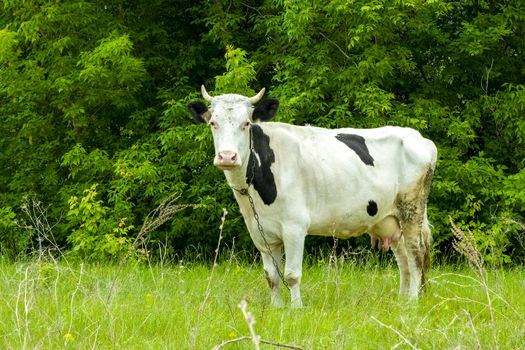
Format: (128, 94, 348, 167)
(188, 86, 437, 308)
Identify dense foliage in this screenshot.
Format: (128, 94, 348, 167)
(1, 0, 524, 263)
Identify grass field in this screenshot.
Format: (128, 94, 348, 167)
(0, 255, 523, 350)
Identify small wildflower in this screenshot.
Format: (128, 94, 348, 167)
(63, 333, 74, 342)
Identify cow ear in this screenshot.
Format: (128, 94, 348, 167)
(187, 101, 211, 123)
(252, 99, 279, 122)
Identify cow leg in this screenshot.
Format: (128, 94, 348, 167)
(420, 212, 432, 292)
(391, 235, 410, 295)
(403, 220, 429, 297)
(397, 196, 432, 297)
(395, 169, 434, 297)
(283, 227, 306, 308)
(261, 245, 284, 308)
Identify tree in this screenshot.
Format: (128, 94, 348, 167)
(1, 0, 524, 262)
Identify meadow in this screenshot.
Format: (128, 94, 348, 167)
(0, 254, 523, 349)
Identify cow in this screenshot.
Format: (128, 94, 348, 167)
(187, 86, 437, 308)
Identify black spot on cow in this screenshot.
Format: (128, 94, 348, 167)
(246, 125, 277, 205)
(367, 200, 378, 216)
(335, 133, 375, 166)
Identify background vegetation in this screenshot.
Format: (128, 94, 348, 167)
(1, 0, 524, 264)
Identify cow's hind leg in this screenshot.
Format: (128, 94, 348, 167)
(391, 235, 410, 295)
(261, 245, 284, 308)
(400, 210, 431, 297)
(420, 212, 432, 291)
(371, 216, 410, 295)
(404, 226, 424, 297)
(397, 168, 433, 297)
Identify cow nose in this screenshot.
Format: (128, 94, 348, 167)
(215, 151, 238, 167)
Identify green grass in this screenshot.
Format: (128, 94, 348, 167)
(0, 258, 524, 349)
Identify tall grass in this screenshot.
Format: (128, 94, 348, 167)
(0, 256, 523, 349)
(3, 199, 523, 348)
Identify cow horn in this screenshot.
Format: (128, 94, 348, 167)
(249, 88, 266, 104)
(201, 85, 213, 103)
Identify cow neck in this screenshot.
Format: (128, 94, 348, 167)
(225, 124, 277, 206)
(224, 163, 249, 191)
(224, 125, 253, 193)
(243, 124, 277, 205)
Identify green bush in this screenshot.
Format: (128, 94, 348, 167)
(66, 185, 134, 261)
(0, 0, 524, 263)
(0, 207, 31, 259)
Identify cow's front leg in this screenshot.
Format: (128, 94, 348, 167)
(261, 245, 284, 308)
(283, 227, 306, 308)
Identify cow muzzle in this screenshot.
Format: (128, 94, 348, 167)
(214, 151, 240, 169)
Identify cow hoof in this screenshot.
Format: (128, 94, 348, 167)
(271, 297, 285, 308)
(290, 299, 303, 309)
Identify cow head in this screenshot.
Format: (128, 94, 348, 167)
(187, 86, 279, 170)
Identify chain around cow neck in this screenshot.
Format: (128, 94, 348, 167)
(229, 125, 288, 290)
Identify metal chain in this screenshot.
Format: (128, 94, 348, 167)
(232, 126, 289, 290)
(246, 189, 289, 290)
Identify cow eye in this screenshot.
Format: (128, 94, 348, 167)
(209, 120, 217, 128)
(242, 121, 250, 129)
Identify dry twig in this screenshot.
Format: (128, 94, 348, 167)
(132, 192, 192, 259)
(212, 299, 303, 350)
(450, 217, 484, 273)
(371, 316, 419, 350)
(211, 336, 303, 350)
(18, 196, 64, 259)
(106, 192, 191, 304)
(449, 216, 499, 350)
(192, 208, 228, 349)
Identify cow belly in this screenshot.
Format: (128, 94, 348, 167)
(308, 213, 401, 241)
(308, 225, 368, 239)
(307, 211, 375, 238)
